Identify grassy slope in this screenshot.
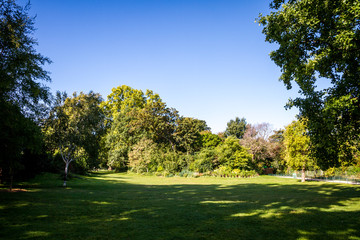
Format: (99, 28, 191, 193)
(0, 172, 359, 240)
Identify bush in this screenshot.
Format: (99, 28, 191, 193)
(346, 166, 360, 178)
(191, 148, 216, 173)
(215, 136, 252, 170)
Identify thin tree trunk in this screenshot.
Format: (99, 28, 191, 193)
(301, 166, 306, 182)
(10, 174, 13, 192)
(9, 167, 13, 191)
(63, 161, 69, 187)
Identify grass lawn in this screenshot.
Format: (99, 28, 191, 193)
(1, 172, 359, 240)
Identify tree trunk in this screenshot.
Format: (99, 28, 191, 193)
(63, 162, 69, 187)
(10, 174, 13, 192)
(9, 167, 13, 191)
(301, 166, 306, 182)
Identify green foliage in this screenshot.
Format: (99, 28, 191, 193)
(127, 98, 179, 148)
(174, 117, 209, 153)
(200, 131, 222, 148)
(101, 85, 146, 121)
(105, 113, 142, 170)
(0, 1, 51, 188)
(100, 86, 163, 171)
(44, 91, 105, 175)
(102, 85, 211, 171)
(216, 136, 252, 170)
(191, 148, 216, 173)
(224, 117, 247, 139)
(268, 129, 286, 173)
(0, 0, 51, 117)
(0, 101, 45, 186)
(128, 138, 158, 173)
(283, 119, 316, 171)
(159, 150, 184, 174)
(258, 0, 360, 169)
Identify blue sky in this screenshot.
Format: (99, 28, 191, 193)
(26, 0, 299, 133)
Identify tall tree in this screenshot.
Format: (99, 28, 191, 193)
(101, 85, 146, 122)
(44, 91, 104, 186)
(128, 98, 179, 150)
(100, 85, 149, 170)
(224, 117, 247, 139)
(0, 0, 51, 189)
(258, 0, 360, 168)
(102, 86, 180, 170)
(283, 119, 316, 182)
(174, 117, 210, 154)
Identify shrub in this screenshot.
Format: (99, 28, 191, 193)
(128, 138, 158, 173)
(216, 136, 252, 170)
(191, 148, 216, 173)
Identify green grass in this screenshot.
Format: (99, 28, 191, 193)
(1, 172, 359, 240)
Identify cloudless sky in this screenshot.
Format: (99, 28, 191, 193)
(25, 0, 300, 133)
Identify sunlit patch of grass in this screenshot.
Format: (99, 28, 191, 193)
(89, 201, 112, 205)
(200, 200, 246, 204)
(25, 231, 50, 238)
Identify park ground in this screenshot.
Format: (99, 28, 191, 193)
(1, 172, 360, 240)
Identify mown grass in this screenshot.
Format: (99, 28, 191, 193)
(0, 172, 359, 240)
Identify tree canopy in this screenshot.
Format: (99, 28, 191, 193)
(0, 0, 51, 189)
(44, 91, 104, 185)
(283, 119, 316, 182)
(258, 0, 360, 169)
(224, 117, 247, 139)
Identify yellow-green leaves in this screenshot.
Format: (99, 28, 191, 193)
(284, 119, 315, 170)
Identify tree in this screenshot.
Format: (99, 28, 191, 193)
(128, 137, 158, 173)
(200, 131, 222, 148)
(258, 0, 360, 168)
(224, 117, 247, 139)
(268, 129, 286, 172)
(44, 91, 104, 186)
(102, 86, 181, 170)
(240, 123, 274, 172)
(0, 0, 51, 114)
(216, 136, 252, 170)
(100, 85, 149, 170)
(0, 102, 43, 190)
(101, 85, 146, 122)
(0, 0, 51, 189)
(127, 97, 179, 150)
(105, 112, 143, 170)
(174, 117, 210, 154)
(283, 119, 316, 182)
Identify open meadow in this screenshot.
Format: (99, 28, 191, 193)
(1, 172, 360, 240)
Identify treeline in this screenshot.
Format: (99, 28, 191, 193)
(43, 86, 262, 181)
(41, 85, 360, 184)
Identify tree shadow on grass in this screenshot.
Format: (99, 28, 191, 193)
(0, 173, 359, 240)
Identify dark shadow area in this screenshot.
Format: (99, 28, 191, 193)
(0, 173, 359, 240)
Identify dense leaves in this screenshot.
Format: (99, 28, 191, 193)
(0, 0, 51, 188)
(283, 119, 316, 181)
(44, 91, 104, 185)
(224, 117, 247, 139)
(0, 0, 51, 116)
(258, 0, 360, 168)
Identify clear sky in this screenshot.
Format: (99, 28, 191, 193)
(26, 0, 299, 133)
